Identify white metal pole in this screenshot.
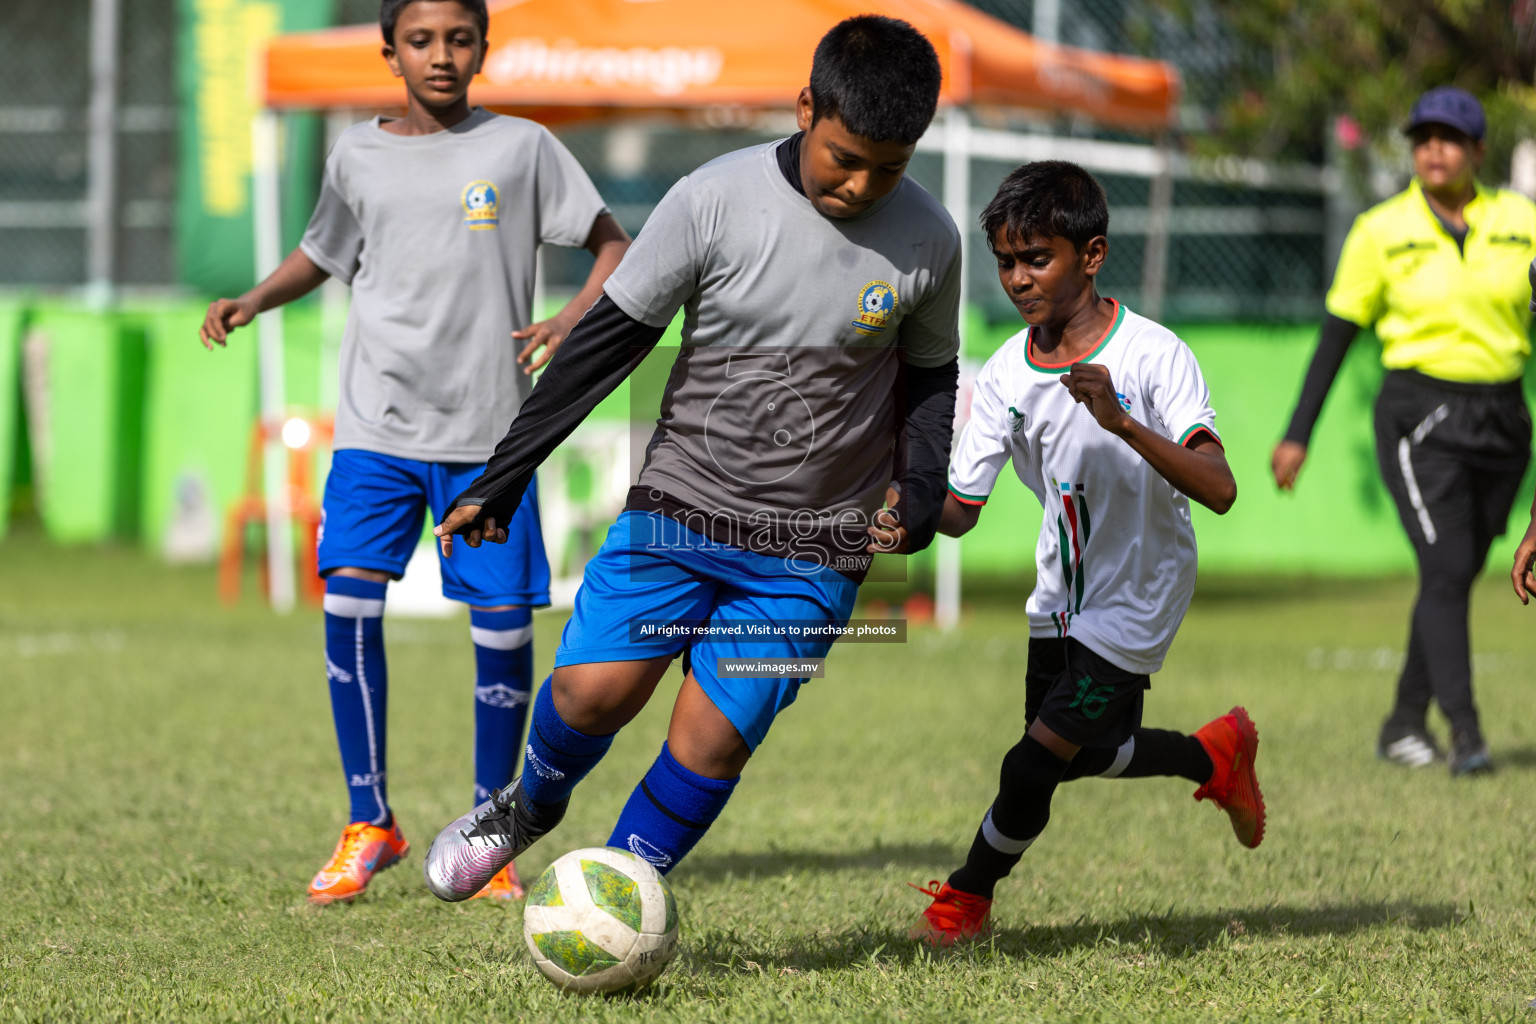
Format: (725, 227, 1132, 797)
(85, 0, 122, 306)
(1033, 0, 1061, 45)
(252, 109, 296, 613)
(936, 105, 971, 632)
(1140, 133, 1174, 323)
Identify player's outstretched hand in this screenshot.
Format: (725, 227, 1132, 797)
(514, 313, 576, 375)
(434, 504, 507, 557)
(1271, 440, 1307, 491)
(1060, 363, 1130, 434)
(200, 297, 258, 350)
(866, 506, 910, 555)
(1511, 525, 1536, 605)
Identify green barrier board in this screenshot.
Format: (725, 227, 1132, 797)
(139, 304, 256, 560)
(3, 299, 1532, 579)
(1183, 325, 1409, 574)
(138, 304, 324, 560)
(948, 321, 1534, 579)
(22, 307, 146, 544)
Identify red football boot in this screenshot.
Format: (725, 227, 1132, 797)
(908, 880, 993, 947)
(1192, 706, 1266, 848)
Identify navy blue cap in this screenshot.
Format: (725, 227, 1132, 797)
(1405, 86, 1486, 142)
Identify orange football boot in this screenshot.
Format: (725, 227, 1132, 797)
(307, 820, 410, 904)
(469, 862, 525, 901)
(908, 880, 993, 947)
(1192, 706, 1266, 848)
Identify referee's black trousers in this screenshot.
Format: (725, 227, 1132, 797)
(1373, 370, 1532, 742)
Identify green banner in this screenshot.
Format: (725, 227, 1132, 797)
(174, 0, 335, 297)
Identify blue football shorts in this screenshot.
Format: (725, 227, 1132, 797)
(554, 511, 860, 751)
(316, 448, 550, 607)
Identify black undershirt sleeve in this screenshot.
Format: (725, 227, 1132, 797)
(892, 357, 960, 555)
(1282, 313, 1362, 446)
(445, 293, 666, 533)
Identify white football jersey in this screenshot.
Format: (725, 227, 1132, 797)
(948, 301, 1219, 674)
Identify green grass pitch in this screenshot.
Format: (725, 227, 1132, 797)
(3, 531, 1536, 1022)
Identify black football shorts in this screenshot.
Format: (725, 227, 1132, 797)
(1025, 636, 1149, 748)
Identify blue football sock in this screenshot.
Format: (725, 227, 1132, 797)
(470, 607, 534, 806)
(518, 679, 615, 810)
(608, 742, 738, 875)
(323, 576, 390, 826)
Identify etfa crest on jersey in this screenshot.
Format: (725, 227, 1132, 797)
(852, 280, 897, 336)
(461, 180, 500, 230)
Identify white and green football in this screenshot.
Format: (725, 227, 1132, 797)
(521, 846, 680, 995)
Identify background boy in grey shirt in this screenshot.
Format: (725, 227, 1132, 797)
(198, 0, 628, 904)
(422, 15, 961, 898)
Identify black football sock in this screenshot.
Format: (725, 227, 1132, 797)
(1116, 728, 1213, 782)
(948, 735, 1069, 899)
(1059, 729, 1212, 784)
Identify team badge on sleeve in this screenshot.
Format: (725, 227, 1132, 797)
(852, 280, 898, 336)
(461, 180, 500, 230)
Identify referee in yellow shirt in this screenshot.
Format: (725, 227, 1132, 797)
(1273, 87, 1535, 776)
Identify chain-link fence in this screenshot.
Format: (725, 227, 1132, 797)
(0, 0, 1328, 321)
(0, 0, 176, 288)
(549, 118, 1328, 325)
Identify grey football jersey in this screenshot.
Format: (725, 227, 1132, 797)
(301, 109, 608, 462)
(604, 142, 961, 530)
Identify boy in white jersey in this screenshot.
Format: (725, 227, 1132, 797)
(910, 161, 1265, 946)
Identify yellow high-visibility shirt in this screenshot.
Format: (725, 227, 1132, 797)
(1326, 179, 1536, 383)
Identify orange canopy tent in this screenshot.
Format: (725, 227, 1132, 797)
(263, 0, 1180, 130)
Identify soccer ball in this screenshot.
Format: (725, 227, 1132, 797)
(521, 847, 680, 995)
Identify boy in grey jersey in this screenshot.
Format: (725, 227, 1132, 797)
(199, 0, 629, 904)
(608, 135, 960, 565)
(421, 16, 962, 896)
